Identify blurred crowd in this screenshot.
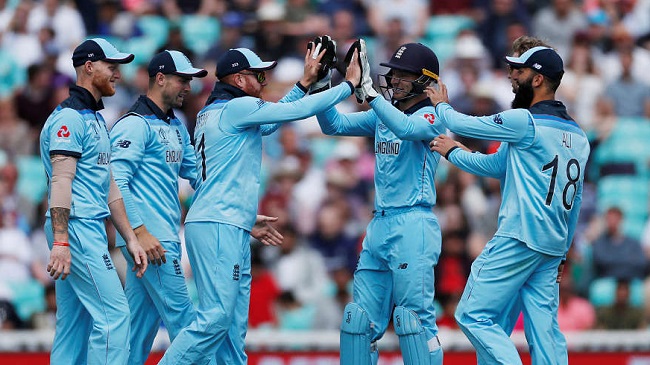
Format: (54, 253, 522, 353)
(1, 0, 650, 339)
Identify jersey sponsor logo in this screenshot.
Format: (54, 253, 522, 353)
(375, 141, 400, 155)
(493, 114, 503, 125)
(378, 123, 387, 131)
(116, 139, 131, 148)
(166, 150, 182, 163)
(97, 152, 110, 165)
(423, 113, 435, 124)
(56, 125, 70, 138)
(176, 129, 183, 144)
(398, 263, 408, 269)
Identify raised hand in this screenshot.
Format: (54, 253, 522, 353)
(425, 80, 449, 107)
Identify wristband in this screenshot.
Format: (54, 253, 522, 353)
(444, 146, 460, 159)
(53, 241, 70, 247)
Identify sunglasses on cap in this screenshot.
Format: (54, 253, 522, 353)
(239, 70, 266, 83)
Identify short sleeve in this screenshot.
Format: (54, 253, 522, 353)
(48, 108, 86, 158)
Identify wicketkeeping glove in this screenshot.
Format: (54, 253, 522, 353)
(343, 39, 363, 103)
(357, 39, 379, 102)
(307, 35, 337, 94)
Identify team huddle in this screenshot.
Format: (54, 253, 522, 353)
(41, 33, 588, 365)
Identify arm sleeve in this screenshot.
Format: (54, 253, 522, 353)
(49, 155, 78, 209)
(224, 81, 354, 131)
(447, 143, 508, 179)
(316, 106, 376, 137)
(368, 97, 446, 140)
(436, 103, 532, 144)
(109, 116, 148, 229)
(107, 171, 122, 205)
(178, 123, 200, 190)
(260, 83, 308, 136)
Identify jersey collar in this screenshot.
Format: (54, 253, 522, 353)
(69, 84, 104, 111)
(142, 95, 175, 123)
(205, 82, 249, 105)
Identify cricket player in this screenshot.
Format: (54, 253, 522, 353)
(40, 38, 147, 365)
(427, 46, 590, 364)
(319, 40, 446, 364)
(158, 43, 361, 364)
(109, 50, 206, 365)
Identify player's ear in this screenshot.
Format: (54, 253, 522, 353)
(532, 73, 545, 88)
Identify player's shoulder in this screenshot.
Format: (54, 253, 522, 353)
(47, 107, 86, 130)
(111, 112, 151, 132)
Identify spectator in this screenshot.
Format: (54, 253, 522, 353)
(14, 64, 55, 142)
(270, 224, 332, 306)
(31, 284, 56, 330)
(249, 244, 280, 328)
(27, 0, 86, 51)
(0, 97, 34, 158)
(591, 207, 647, 280)
(365, 0, 428, 39)
(600, 46, 650, 118)
(595, 279, 645, 329)
(3, 2, 43, 68)
(556, 33, 604, 132)
(557, 272, 596, 331)
(309, 201, 359, 275)
(531, 0, 588, 60)
(477, 0, 530, 69)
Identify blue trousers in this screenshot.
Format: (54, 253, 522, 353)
(353, 207, 442, 350)
(456, 236, 564, 365)
(46, 218, 131, 365)
(120, 241, 195, 365)
(158, 222, 251, 365)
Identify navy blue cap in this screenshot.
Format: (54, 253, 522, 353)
(72, 38, 134, 67)
(380, 43, 439, 81)
(505, 46, 564, 81)
(216, 48, 277, 79)
(148, 50, 208, 78)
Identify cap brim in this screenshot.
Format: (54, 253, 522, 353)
(105, 53, 135, 64)
(249, 60, 277, 71)
(503, 55, 525, 67)
(175, 67, 208, 78)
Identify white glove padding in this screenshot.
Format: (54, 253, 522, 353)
(308, 68, 332, 94)
(356, 39, 379, 102)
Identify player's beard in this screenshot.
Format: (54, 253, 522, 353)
(511, 78, 534, 109)
(93, 74, 116, 97)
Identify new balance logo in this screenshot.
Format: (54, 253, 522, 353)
(116, 139, 131, 148)
(398, 263, 408, 270)
(232, 264, 240, 281)
(102, 254, 114, 270)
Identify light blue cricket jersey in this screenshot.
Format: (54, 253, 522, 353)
(186, 81, 354, 231)
(318, 96, 447, 210)
(438, 100, 590, 256)
(110, 96, 199, 247)
(40, 85, 112, 220)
